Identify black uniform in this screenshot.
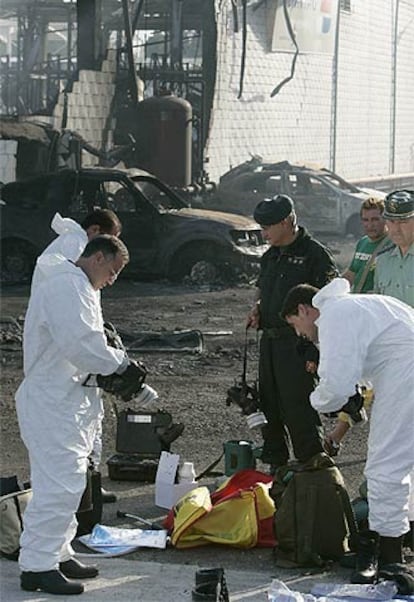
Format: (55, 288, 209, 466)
(257, 226, 338, 467)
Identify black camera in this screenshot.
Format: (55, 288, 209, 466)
(226, 379, 267, 429)
(226, 380, 259, 416)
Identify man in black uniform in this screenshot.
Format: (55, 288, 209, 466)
(247, 195, 338, 471)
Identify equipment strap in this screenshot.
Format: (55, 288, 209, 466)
(354, 236, 389, 293)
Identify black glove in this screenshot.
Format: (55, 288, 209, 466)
(97, 360, 147, 402)
(340, 386, 365, 424)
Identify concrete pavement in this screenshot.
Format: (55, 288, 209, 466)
(0, 555, 351, 601)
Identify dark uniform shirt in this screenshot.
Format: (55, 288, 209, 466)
(258, 227, 338, 329)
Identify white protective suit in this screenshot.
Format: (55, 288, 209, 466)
(310, 278, 414, 537)
(16, 255, 127, 572)
(31, 213, 104, 466)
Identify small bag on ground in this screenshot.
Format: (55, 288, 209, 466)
(76, 468, 103, 537)
(0, 486, 32, 560)
(271, 453, 358, 567)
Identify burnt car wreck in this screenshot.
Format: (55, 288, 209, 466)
(207, 159, 386, 238)
(0, 168, 267, 284)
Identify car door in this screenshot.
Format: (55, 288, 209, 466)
(287, 172, 340, 233)
(66, 175, 161, 277)
(101, 179, 161, 277)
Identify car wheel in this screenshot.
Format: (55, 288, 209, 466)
(346, 214, 363, 238)
(1, 239, 37, 284)
(170, 243, 229, 284)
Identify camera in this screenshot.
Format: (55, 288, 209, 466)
(226, 379, 267, 429)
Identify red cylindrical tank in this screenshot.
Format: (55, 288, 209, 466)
(136, 91, 192, 188)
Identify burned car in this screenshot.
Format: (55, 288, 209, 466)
(0, 167, 267, 284)
(208, 159, 385, 237)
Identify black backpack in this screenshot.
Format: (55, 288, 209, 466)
(271, 453, 358, 567)
(76, 468, 103, 537)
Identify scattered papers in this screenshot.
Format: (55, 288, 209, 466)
(78, 524, 168, 556)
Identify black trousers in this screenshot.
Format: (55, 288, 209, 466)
(259, 331, 324, 466)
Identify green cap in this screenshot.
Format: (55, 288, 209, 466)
(383, 190, 414, 220)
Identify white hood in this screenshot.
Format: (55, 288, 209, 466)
(313, 278, 350, 309)
(51, 212, 84, 236)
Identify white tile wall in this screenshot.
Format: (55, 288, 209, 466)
(205, 0, 414, 182)
(0, 140, 17, 183)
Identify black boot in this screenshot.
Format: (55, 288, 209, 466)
(21, 569, 84, 594)
(379, 535, 404, 566)
(60, 558, 99, 579)
(351, 530, 379, 584)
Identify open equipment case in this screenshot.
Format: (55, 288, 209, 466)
(107, 408, 184, 482)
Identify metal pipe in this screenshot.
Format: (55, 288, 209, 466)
(121, 0, 139, 105)
(330, 1, 341, 173)
(131, 0, 145, 36)
(116, 510, 164, 530)
(389, 0, 400, 175)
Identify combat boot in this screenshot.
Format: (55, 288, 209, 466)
(379, 535, 404, 566)
(21, 569, 84, 595)
(351, 530, 379, 584)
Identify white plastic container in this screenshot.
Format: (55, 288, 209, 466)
(178, 461, 196, 483)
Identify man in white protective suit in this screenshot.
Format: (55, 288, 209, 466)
(32, 209, 122, 503)
(280, 278, 414, 584)
(16, 235, 137, 595)
(31, 209, 122, 290)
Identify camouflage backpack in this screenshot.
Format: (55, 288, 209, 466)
(271, 453, 358, 567)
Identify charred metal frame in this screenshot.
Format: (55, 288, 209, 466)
(0, 0, 217, 184)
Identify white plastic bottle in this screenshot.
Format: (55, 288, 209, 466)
(178, 462, 196, 483)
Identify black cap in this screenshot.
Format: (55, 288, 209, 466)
(253, 195, 294, 226)
(383, 190, 414, 220)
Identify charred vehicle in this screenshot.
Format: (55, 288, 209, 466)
(208, 159, 386, 238)
(0, 167, 267, 284)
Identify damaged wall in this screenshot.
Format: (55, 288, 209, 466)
(52, 48, 117, 166)
(204, 0, 414, 182)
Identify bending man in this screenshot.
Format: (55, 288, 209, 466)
(281, 278, 414, 583)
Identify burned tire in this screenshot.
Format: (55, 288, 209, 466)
(170, 243, 230, 285)
(1, 239, 37, 284)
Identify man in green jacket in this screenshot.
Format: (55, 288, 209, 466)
(342, 197, 389, 293)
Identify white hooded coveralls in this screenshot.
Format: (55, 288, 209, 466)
(31, 213, 88, 289)
(310, 279, 414, 537)
(31, 213, 105, 466)
(16, 256, 126, 572)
